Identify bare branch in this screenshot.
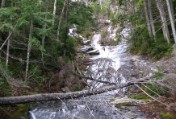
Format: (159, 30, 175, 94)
(135, 84, 167, 106)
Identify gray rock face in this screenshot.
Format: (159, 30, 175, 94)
(87, 50, 100, 55)
(81, 46, 94, 53)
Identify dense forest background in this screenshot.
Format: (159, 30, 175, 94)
(1, 0, 176, 118)
(0, 0, 96, 96)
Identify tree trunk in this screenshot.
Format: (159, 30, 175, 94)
(148, 0, 156, 37)
(143, 0, 152, 37)
(38, 0, 42, 4)
(99, 0, 102, 9)
(41, 0, 48, 64)
(0, 74, 154, 105)
(1, 0, 5, 7)
(169, 0, 174, 16)
(125, 0, 128, 11)
(155, 0, 170, 44)
(53, 0, 57, 19)
(25, 20, 33, 81)
(166, 0, 176, 43)
(5, 34, 11, 69)
(132, 0, 136, 15)
(41, 27, 46, 64)
(0, 85, 119, 105)
(64, 0, 69, 22)
(56, 0, 67, 41)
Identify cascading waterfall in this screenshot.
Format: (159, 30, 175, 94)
(29, 23, 144, 119)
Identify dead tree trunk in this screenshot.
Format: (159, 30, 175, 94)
(143, 0, 152, 37)
(41, 0, 48, 64)
(53, 0, 57, 19)
(56, 0, 67, 41)
(0, 75, 153, 105)
(0, 83, 131, 105)
(166, 0, 176, 43)
(25, 20, 33, 81)
(1, 0, 5, 7)
(148, 0, 156, 37)
(99, 0, 102, 9)
(5, 34, 11, 69)
(155, 0, 170, 43)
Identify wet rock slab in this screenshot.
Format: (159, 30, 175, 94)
(87, 50, 100, 55)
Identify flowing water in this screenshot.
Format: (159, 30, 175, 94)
(29, 25, 146, 119)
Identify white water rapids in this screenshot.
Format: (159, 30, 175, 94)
(29, 25, 146, 119)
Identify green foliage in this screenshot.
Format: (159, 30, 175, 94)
(0, 104, 29, 119)
(0, 0, 96, 96)
(29, 65, 42, 80)
(68, 3, 94, 35)
(69, 3, 93, 25)
(101, 30, 108, 38)
(145, 83, 169, 96)
(115, 27, 123, 43)
(161, 112, 175, 119)
(137, 0, 143, 7)
(153, 72, 164, 80)
(115, 14, 129, 26)
(0, 77, 11, 96)
(130, 93, 150, 100)
(129, 26, 173, 60)
(115, 102, 135, 108)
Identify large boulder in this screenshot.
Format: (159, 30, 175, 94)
(81, 46, 94, 53)
(87, 50, 100, 55)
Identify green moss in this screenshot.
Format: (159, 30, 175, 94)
(115, 102, 135, 108)
(161, 112, 175, 119)
(145, 83, 169, 96)
(73, 87, 83, 91)
(154, 72, 164, 80)
(0, 104, 29, 119)
(0, 77, 12, 96)
(130, 94, 149, 100)
(80, 30, 93, 39)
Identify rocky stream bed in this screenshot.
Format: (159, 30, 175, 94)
(28, 19, 164, 119)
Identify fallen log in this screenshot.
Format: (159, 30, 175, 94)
(0, 74, 154, 105)
(0, 82, 134, 105)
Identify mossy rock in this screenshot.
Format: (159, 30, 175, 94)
(115, 102, 136, 108)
